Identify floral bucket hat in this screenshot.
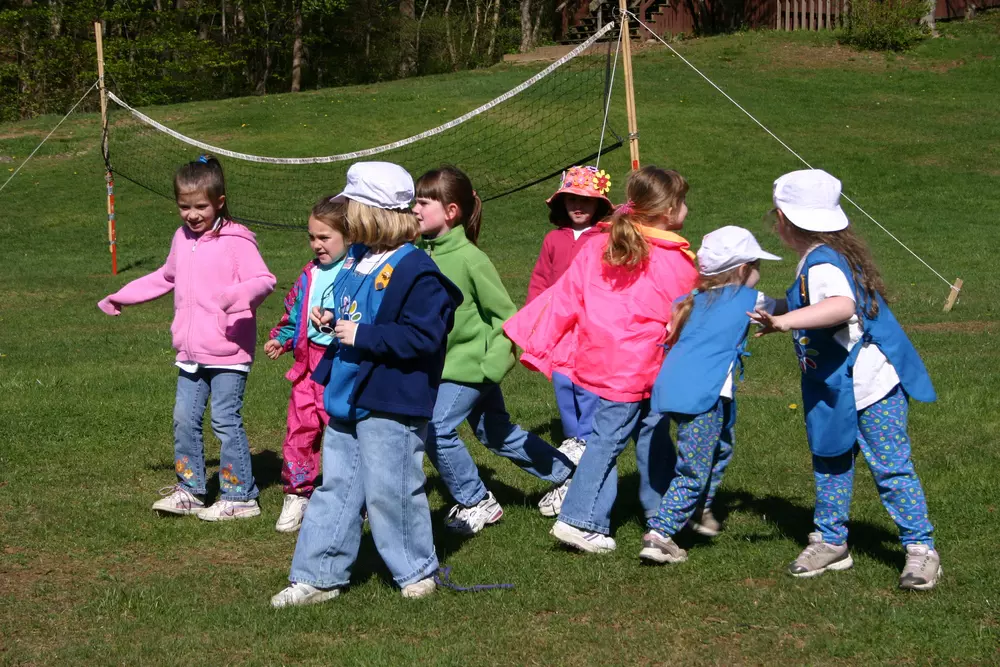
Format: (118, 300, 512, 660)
(546, 165, 613, 211)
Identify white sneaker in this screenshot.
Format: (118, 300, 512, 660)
(270, 582, 340, 609)
(689, 506, 722, 537)
(401, 577, 436, 599)
(152, 485, 205, 515)
(788, 532, 853, 578)
(197, 499, 261, 522)
(275, 494, 309, 533)
(899, 544, 942, 591)
(550, 519, 616, 553)
(538, 478, 570, 517)
(558, 437, 587, 466)
(444, 491, 503, 534)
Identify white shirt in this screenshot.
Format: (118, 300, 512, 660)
(571, 226, 593, 241)
(354, 247, 402, 275)
(795, 250, 900, 410)
(720, 291, 777, 399)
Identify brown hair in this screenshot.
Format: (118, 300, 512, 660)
(548, 193, 612, 228)
(776, 210, 887, 317)
(311, 196, 348, 237)
(415, 166, 482, 244)
(174, 154, 231, 222)
(604, 166, 689, 269)
(666, 262, 758, 347)
(343, 199, 419, 252)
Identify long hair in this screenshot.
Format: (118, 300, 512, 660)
(777, 210, 887, 317)
(604, 166, 688, 269)
(415, 165, 482, 245)
(174, 154, 231, 222)
(665, 263, 756, 347)
(311, 196, 348, 237)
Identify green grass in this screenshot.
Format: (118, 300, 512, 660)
(2, 14, 1000, 665)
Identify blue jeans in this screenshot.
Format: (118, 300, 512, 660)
(426, 381, 573, 507)
(558, 398, 674, 535)
(552, 372, 600, 441)
(648, 398, 735, 536)
(173, 367, 257, 502)
(289, 413, 438, 589)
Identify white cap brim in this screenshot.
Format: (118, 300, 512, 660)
(329, 192, 410, 210)
(776, 202, 849, 232)
(699, 249, 782, 276)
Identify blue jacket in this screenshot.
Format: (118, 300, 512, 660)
(312, 247, 463, 420)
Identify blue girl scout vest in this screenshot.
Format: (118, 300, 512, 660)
(787, 245, 935, 457)
(322, 243, 416, 422)
(652, 285, 759, 416)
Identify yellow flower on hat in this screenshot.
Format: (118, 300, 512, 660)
(592, 169, 611, 195)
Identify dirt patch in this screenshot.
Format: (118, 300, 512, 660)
(758, 42, 890, 72)
(907, 320, 996, 334)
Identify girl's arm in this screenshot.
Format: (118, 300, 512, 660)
(470, 257, 517, 383)
(98, 236, 178, 315)
(217, 242, 277, 313)
(350, 274, 456, 360)
(526, 235, 554, 304)
(750, 296, 855, 336)
(270, 272, 306, 351)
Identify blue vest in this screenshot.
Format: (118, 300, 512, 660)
(651, 285, 759, 415)
(323, 244, 417, 422)
(787, 245, 935, 457)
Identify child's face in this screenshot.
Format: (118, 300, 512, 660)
(308, 216, 347, 265)
(177, 189, 224, 234)
(413, 198, 457, 238)
(564, 194, 599, 227)
(651, 199, 688, 231)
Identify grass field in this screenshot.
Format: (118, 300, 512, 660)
(2, 13, 1000, 665)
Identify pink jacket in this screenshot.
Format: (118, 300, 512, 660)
(98, 223, 276, 365)
(526, 225, 603, 304)
(504, 225, 698, 402)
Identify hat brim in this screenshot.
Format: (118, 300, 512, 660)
(778, 203, 849, 232)
(329, 192, 411, 211)
(546, 187, 613, 209)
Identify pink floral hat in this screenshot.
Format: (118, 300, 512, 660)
(546, 165, 613, 210)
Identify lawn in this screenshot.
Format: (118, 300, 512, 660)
(1, 13, 999, 665)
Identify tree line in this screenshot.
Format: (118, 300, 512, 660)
(0, 0, 561, 121)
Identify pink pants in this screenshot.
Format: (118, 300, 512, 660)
(281, 342, 329, 496)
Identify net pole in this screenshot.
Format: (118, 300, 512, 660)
(95, 21, 117, 275)
(618, 0, 641, 170)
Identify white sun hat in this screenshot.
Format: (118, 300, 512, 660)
(331, 161, 414, 210)
(773, 169, 850, 232)
(697, 225, 782, 276)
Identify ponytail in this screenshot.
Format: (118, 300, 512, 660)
(603, 214, 649, 268)
(415, 165, 482, 245)
(665, 292, 696, 347)
(603, 166, 688, 270)
(464, 191, 482, 245)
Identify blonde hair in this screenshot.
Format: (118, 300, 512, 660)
(311, 196, 348, 237)
(343, 199, 419, 252)
(666, 262, 757, 347)
(604, 166, 689, 268)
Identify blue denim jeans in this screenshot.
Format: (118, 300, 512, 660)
(173, 367, 258, 502)
(552, 372, 600, 441)
(289, 413, 438, 589)
(558, 398, 674, 535)
(426, 381, 573, 507)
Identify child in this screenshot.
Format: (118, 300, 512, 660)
(98, 155, 276, 520)
(527, 166, 613, 460)
(271, 161, 462, 608)
(505, 166, 699, 553)
(413, 165, 576, 535)
(639, 226, 782, 564)
(750, 169, 941, 590)
(264, 197, 349, 533)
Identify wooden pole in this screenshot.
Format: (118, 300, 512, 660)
(942, 278, 963, 312)
(618, 0, 640, 171)
(95, 21, 117, 275)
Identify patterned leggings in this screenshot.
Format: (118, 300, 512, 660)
(812, 385, 934, 548)
(648, 398, 734, 536)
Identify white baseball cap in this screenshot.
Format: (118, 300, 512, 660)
(697, 225, 781, 276)
(773, 169, 849, 232)
(331, 161, 414, 210)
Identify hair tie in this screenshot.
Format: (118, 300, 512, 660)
(691, 288, 700, 296)
(617, 200, 636, 216)
(197, 155, 209, 164)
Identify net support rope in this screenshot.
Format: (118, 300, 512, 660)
(0, 80, 99, 195)
(627, 11, 957, 292)
(595, 24, 622, 170)
(107, 22, 617, 166)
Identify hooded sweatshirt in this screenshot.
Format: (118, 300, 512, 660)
(504, 224, 698, 402)
(98, 222, 276, 365)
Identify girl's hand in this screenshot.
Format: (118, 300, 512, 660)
(748, 308, 790, 337)
(310, 306, 334, 330)
(334, 320, 358, 346)
(98, 297, 122, 316)
(264, 339, 284, 360)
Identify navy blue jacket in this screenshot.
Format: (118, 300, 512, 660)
(312, 247, 463, 420)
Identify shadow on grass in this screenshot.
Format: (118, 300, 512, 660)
(147, 449, 284, 499)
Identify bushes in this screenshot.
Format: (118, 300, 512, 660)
(839, 0, 931, 51)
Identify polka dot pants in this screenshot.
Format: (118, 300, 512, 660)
(812, 384, 935, 548)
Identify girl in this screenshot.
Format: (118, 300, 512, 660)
(639, 226, 782, 564)
(751, 169, 941, 590)
(271, 161, 462, 608)
(98, 155, 276, 521)
(413, 166, 575, 535)
(264, 197, 349, 533)
(527, 166, 613, 461)
(505, 166, 699, 553)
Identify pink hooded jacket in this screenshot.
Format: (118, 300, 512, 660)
(98, 222, 276, 365)
(504, 225, 698, 402)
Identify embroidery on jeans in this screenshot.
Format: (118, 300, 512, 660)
(175, 456, 195, 481)
(220, 463, 245, 494)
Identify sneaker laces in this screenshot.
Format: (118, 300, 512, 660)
(433, 566, 513, 593)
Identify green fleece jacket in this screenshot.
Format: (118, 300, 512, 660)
(420, 226, 516, 384)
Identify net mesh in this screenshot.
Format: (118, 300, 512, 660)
(105, 23, 622, 230)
